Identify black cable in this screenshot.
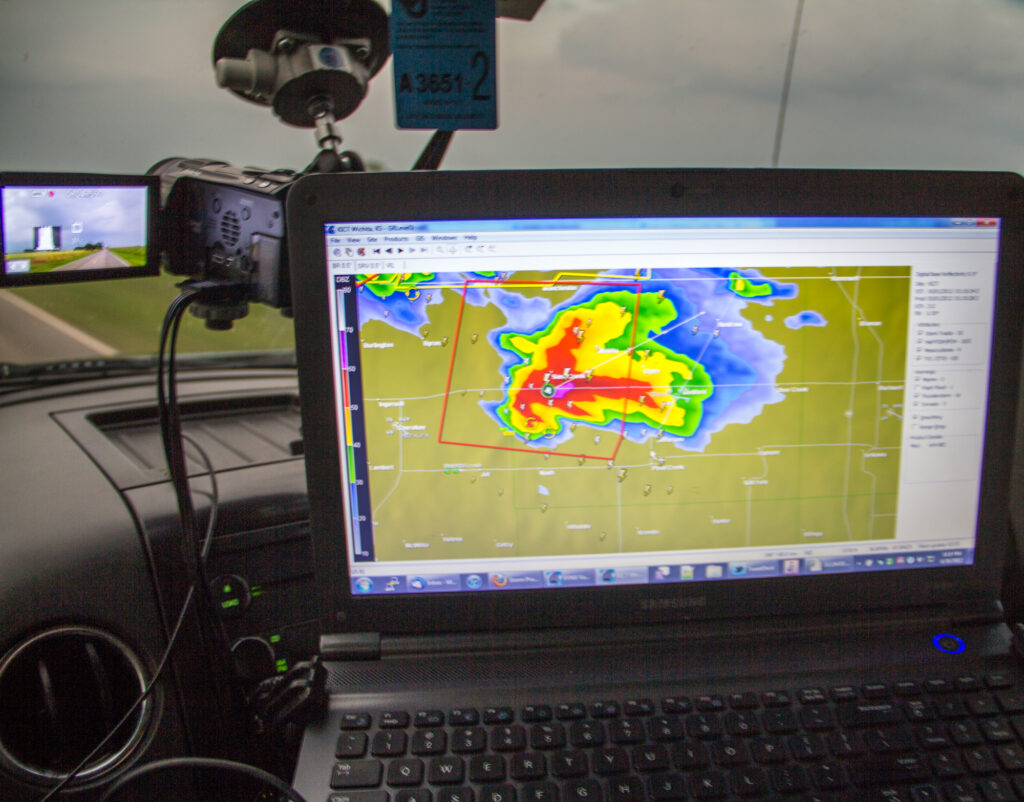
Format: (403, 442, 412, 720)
(38, 296, 227, 802)
(156, 289, 239, 729)
(95, 757, 310, 802)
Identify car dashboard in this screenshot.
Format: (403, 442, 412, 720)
(0, 365, 318, 801)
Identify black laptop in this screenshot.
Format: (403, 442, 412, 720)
(286, 169, 1024, 802)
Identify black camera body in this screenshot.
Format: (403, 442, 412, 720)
(151, 158, 297, 324)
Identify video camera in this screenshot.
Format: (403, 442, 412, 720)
(1, 0, 391, 324)
(148, 158, 307, 326)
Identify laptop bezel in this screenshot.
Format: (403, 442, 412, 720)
(288, 168, 1024, 637)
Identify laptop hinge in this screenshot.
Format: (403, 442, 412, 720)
(320, 632, 381, 661)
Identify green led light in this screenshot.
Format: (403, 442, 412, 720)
(275, 659, 288, 672)
(251, 589, 262, 598)
(222, 585, 232, 594)
(220, 598, 240, 609)
(269, 634, 282, 644)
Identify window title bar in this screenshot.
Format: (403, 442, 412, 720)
(325, 217, 1000, 235)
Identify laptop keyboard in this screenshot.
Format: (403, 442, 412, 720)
(325, 671, 1024, 802)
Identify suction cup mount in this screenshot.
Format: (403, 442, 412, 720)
(212, 0, 389, 128)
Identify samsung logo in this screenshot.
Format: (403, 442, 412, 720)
(641, 596, 707, 611)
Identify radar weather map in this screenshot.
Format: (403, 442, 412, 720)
(347, 265, 910, 563)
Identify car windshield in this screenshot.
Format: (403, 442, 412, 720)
(1, 0, 1022, 367)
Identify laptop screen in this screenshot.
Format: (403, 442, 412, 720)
(317, 212, 1001, 597)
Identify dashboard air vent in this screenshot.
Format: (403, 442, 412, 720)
(0, 626, 152, 785)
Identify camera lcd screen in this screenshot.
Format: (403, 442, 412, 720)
(0, 173, 158, 286)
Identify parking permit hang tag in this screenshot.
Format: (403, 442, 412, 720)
(391, 0, 497, 130)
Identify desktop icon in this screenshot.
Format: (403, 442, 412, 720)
(465, 574, 483, 589)
(729, 563, 747, 577)
(409, 576, 427, 590)
(491, 573, 509, 588)
(806, 558, 823, 573)
(782, 559, 800, 575)
(679, 565, 694, 580)
(355, 577, 374, 594)
(545, 571, 563, 586)
(600, 569, 616, 583)
(705, 565, 723, 579)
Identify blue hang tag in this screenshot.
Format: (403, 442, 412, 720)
(390, 0, 498, 130)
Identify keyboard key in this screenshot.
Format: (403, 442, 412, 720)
(522, 705, 553, 723)
(510, 752, 546, 781)
(521, 780, 559, 801)
(695, 695, 726, 712)
(661, 696, 691, 714)
(412, 729, 447, 755)
(480, 783, 516, 802)
(469, 754, 506, 783)
(492, 725, 526, 752)
(674, 742, 711, 770)
(608, 718, 644, 745)
(689, 769, 729, 798)
(591, 701, 619, 718)
(336, 732, 368, 758)
(340, 713, 373, 730)
(762, 708, 798, 734)
(647, 772, 687, 800)
(837, 702, 899, 727)
(387, 758, 424, 786)
(381, 711, 410, 728)
(452, 727, 487, 754)
(849, 755, 929, 786)
(437, 790, 474, 802)
(941, 779, 982, 802)
(729, 766, 769, 796)
(770, 763, 810, 793)
(551, 749, 588, 778)
(415, 710, 445, 727)
(750, 737, 787, 764)
(564, 779, 603, 802)
(632, 744, 670, 772)
(727, 692, 759, 710)
(984, 672, 1014, 689)
(569, 720, 605, 747)
(556, 702, 586, 720)
(977, 775, 1016, 801)
(624, 698, 655, 716)
(530, 723, 567, 749)
(686, 713, 723, 739)
(483, 707, 515, 725)
(331, 760, 383, 789)
(646, 715, 683, 742)
(450, 708, 481, 726)
(607, 775, 645, 802)
(428, 755, 465, 784)
(372, 730, 408, 757)
(328, 793, 389, 802)
(593, 747, 630, 775)
(724, 710, 761, 737)
(593, 745, 630, 778)
(760, 690, 791, 707)
(395, 791, 431, 802)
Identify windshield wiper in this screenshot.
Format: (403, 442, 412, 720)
(0, 350, 296, 393)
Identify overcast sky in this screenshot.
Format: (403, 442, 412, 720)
(0, 0, 1022, 176)
(2, 186, 148, 251)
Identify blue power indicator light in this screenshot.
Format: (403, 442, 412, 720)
(933, 634, 966, 654)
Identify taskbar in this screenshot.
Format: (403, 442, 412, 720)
(350, 548, 973, 595)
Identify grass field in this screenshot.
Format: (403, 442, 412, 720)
(6, 249, 95, 273)
(10, 272, 296, 357)
(109, 246, 148, 267)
